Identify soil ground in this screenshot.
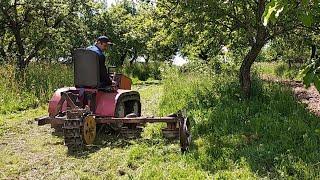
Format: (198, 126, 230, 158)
(261, 75, 320, 116)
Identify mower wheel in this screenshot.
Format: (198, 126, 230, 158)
(179, 117, 191, 153)
(82, 115, 96, 145)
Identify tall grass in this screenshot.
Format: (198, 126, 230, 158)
(255, 61, 302, 80)
(0, 63, 73, 114)
(159, 65, 320, 178)
(0, 61, 162, 114)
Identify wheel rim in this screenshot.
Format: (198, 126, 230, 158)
(83, 115, 96, 145)
(179, 117, 191, 152)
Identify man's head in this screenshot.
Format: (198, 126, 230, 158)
(95, 36, 113, 51)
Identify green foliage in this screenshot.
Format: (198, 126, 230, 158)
(300, 57, 320, 89)
(0, 63, 73, 114)
(122, 62, 162, 81)
(264, 0, 320, 27)
(0, 0, 160, 68)
(159, 65, 320, 178)
(0, 0, 89, 69)
(256, 44, 279, 62)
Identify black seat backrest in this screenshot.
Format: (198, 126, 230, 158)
(73, 48, 100, 88)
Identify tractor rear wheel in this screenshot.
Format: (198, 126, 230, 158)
(63, 114, 83, 151)
(63, 110, 97, 151)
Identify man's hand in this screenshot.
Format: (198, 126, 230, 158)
(112, 80, 117, 87)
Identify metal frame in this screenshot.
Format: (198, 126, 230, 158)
(36, 115, 181, 126)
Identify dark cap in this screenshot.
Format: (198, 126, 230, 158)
(97, 36, 113, 45)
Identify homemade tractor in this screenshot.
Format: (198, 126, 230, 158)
(36, 49, 191, 152)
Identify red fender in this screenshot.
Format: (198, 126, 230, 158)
(48, 87, 140, 117)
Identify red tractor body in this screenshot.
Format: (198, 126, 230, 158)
(48, 87, 137, 117)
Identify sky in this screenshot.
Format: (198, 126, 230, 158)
(93, 0, 117, 7)
(106, 0, 117, 7)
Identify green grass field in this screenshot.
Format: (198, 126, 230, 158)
(159, 67, 320, 179)
(0, 62, 320, 179)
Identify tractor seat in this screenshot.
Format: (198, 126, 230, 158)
(73, 48, 100, 89)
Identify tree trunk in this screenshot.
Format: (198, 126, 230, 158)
(119, 51, 127, 65)
(145, 54, 149, 64)
(288, 59, 292, 68)
(199, 49, 209, 62)
(13, 28, 26, 70)
(129, 49, 138, 65)
(239, 43, 265, 98)
(311, 44, 317, 59)
(239, 0, 267, 98)
(0, 46, 6, 62)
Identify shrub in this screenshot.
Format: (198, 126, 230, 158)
(122, 62, 162, 81)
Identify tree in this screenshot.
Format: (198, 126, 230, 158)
(82, 1, 158, 66)
(0, 0, 87, 70)
(155, 0, 309, 97)
(263, 0, 320, 90)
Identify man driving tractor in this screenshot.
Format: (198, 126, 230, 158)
(86, 36, 113, 88)
(36, 35, 191, 152)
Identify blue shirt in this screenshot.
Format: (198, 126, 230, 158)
(87, 45, 105, 61)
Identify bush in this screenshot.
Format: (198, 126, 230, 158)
(122, 62, 162, 81)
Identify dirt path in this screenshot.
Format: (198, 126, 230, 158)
(261, 75, 320, 116)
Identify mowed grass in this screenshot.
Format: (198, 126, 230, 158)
(0, 84, 210, 179)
